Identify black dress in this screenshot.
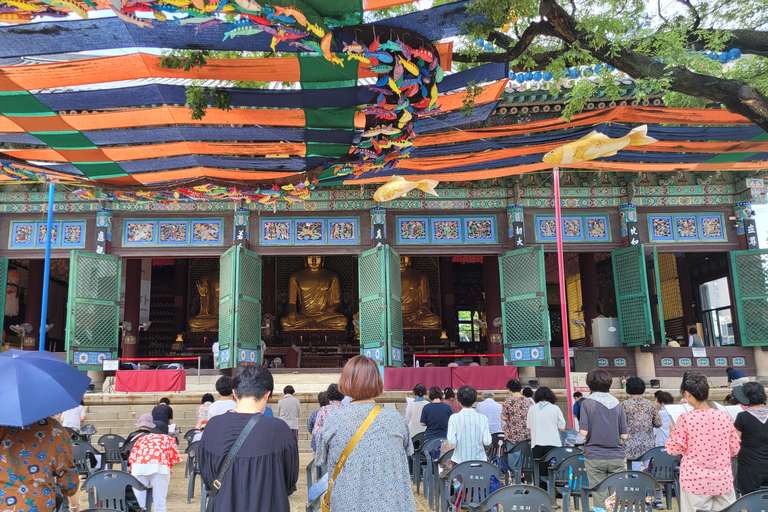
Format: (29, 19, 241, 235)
(734, 409, 768, 494)
(199, 411, 299, 512)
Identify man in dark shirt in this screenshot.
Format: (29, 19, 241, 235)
(726, 366, 749, 387)
(151, 397, 173, 434)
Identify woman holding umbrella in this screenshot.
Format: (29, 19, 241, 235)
(0, 350, 91, 512)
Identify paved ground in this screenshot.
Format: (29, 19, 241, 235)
(82, 453, 681, 511)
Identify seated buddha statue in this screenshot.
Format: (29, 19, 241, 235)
(280, 256, 349, 331)
(400, 256, 440, 329)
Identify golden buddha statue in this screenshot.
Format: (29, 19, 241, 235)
(189, 270, 219, 332)
(280, 256, 349, 331)
(400, 256, 440, 329)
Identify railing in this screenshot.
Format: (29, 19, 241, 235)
(118, 356, 201, 382)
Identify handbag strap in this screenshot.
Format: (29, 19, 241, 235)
(322, 405, 382, 508)
(206, 412, 262, 512)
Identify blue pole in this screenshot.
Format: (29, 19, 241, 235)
(39, 181, 55, 351)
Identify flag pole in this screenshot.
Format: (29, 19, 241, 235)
(553, 167, 574, 429)
(39, 179, 55, 352)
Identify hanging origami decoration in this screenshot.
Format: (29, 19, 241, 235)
(372, 175, 438, 202)
(5, 268, 19, 317)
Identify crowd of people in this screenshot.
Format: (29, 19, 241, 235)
(2, 356, 763, 512)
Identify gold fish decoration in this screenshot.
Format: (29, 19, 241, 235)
(542, 125, 657, 165)
(373, 175, 439, 202)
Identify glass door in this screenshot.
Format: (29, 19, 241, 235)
(699, 277, 735, 346)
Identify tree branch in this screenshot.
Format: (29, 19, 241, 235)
(687, 29, 768, 58)
(452, 21, 556, 64)
(676, 0, 701, 30)
(657, 0, 668, 24)
(538, 0, 768, 131)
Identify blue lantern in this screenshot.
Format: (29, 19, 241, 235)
(718, 52, 728, 63)
(533, 71, 542, 81)
(524, 72, 533, 81)
(729, 48, 742, 60)
(543, 71, 553, 81)
(708, 52, 718, 60)
(569, 68, 580, 78)
(516, 74, 525, 83)
(595, 64, 604, 73)
(606, 65, 615, 72)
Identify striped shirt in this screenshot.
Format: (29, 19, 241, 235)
(447, 408, 492, 464)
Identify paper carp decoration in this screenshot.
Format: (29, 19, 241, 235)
(373, 176, 438, 202)
(542, 125, 657, 165)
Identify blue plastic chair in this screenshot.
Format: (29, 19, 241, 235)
(433, 448, 454, 511)
(505, 439, 533, 484)
(636, 446, 681, 510)
(417, 438, 444, 497)
(411, 432, 426, 484)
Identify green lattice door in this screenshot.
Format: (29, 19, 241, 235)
(498, 247, 551, 366)
(651, 247, 666, 344)
(65, 251, 121, 370)
(358, 244, 403, 366)
(730, 250, 768, 346)
(611, 245, 654, 346)
(218, 246, 262, 368)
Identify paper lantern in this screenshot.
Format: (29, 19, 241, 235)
(533, 71, 542, 81)
(543, 72, 552, 81)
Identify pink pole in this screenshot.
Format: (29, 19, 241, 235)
(553, 167, 574, 429)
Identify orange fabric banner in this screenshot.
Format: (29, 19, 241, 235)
(414, 106, 753, 147)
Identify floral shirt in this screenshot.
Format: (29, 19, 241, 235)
(311, 402, 344, 436)
(0, 417, 79, 512)
(196, 403, 212, 430)
(128, 434, 181, 474)
(502, 395, 531, 444)
(621, 396, 661, 459)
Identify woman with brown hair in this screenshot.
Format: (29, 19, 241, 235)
(315, 355, 415, 511)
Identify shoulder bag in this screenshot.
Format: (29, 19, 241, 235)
(321, 404, 382, 512)
(205, 413, 262, 512)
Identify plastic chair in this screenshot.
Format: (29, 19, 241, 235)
(636, 446, 681, 510)
(80, 424, 98, 444)
(485, 433, 506, 456)
(187, 441, 202, 503)
(419, 438, 444, 499)
(579, 471, 660, 512)
(73, 441, 102, 477)
(183, 430, 200, 478)
(415, 438, 443, 496)
(97, 434, 127, 471)
(305, 458, 327, 489)
(441, 460, 502, 512)
(477, 484, 557, 512)
(411, 432, 425, 484)
(305, 492, 324, 512)
(550, 454, 589, 512)
(433, 449, 454, 511)
(505, 439, 533, 484)
(696, 490, 768, 512)
(533, 446, 581, 490)
(84, 469, 152, 512)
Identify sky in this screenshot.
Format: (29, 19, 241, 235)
(754, 204, 768, 249)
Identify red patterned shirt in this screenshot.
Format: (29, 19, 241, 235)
(665, 408, 740, 495)
(128, 434, 181, 476)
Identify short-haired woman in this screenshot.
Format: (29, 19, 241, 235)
(420, 386, 452, 441)
(277, 385, 302, 439)
(527, 386, 566, 488)
(196, 393, 214, 430)
(405, 383, 428, 437)
(501, 378, 531, 445)
(199, 365, 299, 512)
(732, 382, 768, 494)
(578, 369, 628, 508)
(666, 371, 740, 512)
(443, 387, 461, 414)
(316, 355, 415, 511)
(447, 385, 492, 466)
(622, 377, 661, 471)
(312, 383, 346, 436)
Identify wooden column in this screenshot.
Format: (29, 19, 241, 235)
(579, 253, 599, 347)
(483, 255, 504, 365)
(172, 259, 189, 336)
(676, 254, 697, 330)
(121, 259, 142, 359)
(263, 257, 276, 317)
(439, 257, 455, 342)
(23, 260, 44, 350)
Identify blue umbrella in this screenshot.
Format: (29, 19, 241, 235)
(0, 349, 91, 427)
